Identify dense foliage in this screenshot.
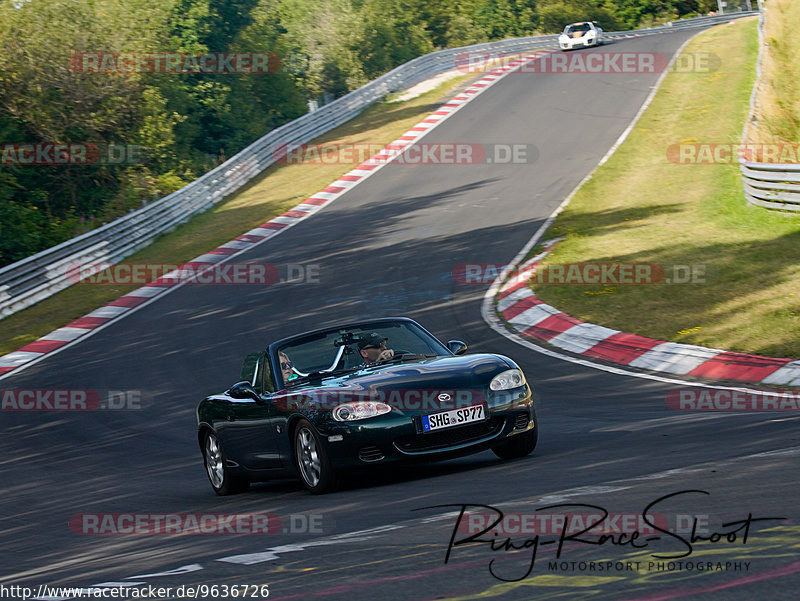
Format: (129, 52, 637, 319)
(0, 0, 721, 266)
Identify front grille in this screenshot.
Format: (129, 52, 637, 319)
(394, 417, 504, 453)
(513, 412, 530, 430)
(358, 446, 385, 462)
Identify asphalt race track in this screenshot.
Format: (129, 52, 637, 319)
(2, 26, 799, 601)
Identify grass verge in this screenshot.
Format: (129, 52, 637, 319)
(529, 16, 800, 358)
(0, 71, 479, 356)
(748, 0, 800, 145)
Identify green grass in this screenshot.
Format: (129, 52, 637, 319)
(0, 72, 478, 356)
(529, 16, 800, 358)
(750, 0, 800, 145)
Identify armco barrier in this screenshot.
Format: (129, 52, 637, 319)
(0, 12, 757, 319)
(740, 160, 800, 211)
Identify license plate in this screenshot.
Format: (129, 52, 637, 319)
(421, 404, 486, 432)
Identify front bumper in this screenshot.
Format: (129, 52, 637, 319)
(320, 387, 535, 468)
(559, 37, 595, 50)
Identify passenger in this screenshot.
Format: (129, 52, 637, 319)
(279, 351, 298, 384)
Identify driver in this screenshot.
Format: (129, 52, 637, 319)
(358, 333, 394, 365)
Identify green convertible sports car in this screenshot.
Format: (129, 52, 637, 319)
(197, 317, 537, 494)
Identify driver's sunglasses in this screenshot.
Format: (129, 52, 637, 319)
(363, 341, 386, 350)
(280, 361, 293, 370)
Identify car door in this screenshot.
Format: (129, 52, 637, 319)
(215, 351, 282, 470)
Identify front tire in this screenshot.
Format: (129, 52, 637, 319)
(492, 422, 538, 460)
(294, 420, 337, 494)
(203, 431, 250, 495)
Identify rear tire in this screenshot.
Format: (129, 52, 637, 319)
(203, 431, 250, 495)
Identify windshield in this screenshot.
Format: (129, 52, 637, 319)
(565, 23, 592, 35)
(276, 320, 450, 387)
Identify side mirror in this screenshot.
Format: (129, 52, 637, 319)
(447, 340, 468, 355)
(228, 381, 261, 401)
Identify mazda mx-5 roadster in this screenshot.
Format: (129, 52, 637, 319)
(197, 317, 537, 494)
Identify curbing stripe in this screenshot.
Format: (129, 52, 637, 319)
(496, 287, 535, 313)
(17, 339, 68, 354)
(37, 327, 91, 342)
(259, 223, 288, 230)
(107, 296, 151, 308)
(85, 306, 129, 319)
(500, 295, 542, 321)
(688, 352, 793, 381)
(0, 351, 43, 368)
(525, 313, 584, 341)
(495, 240, 797, 385)
(583, 332, 664, 364)
(281, 210, 310, 218)
(497, 279, 531, 300)
(67, 316, 110, 329)
(304, 191, 339, 201)
(288, 203, 322, 213)
(761, 361, 800, 386)
(235, 233, 269, 242)
(627, 342, 724, 375)
(549, 323, 620, 355)
(509, 303, 561, 328)
(218, 240, 253, 250)
(269, 215, 303, 224)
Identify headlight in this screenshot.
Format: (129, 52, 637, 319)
(489, 369, 526, 391)
(332, 402, 392, 421)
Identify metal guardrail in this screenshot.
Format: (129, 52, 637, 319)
(740, 160, 800, 210)
(0, 11, 758, 318)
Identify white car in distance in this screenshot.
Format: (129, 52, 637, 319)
(559, 21, 604, 50)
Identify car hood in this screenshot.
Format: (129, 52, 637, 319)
(272, 353, 518, 410)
